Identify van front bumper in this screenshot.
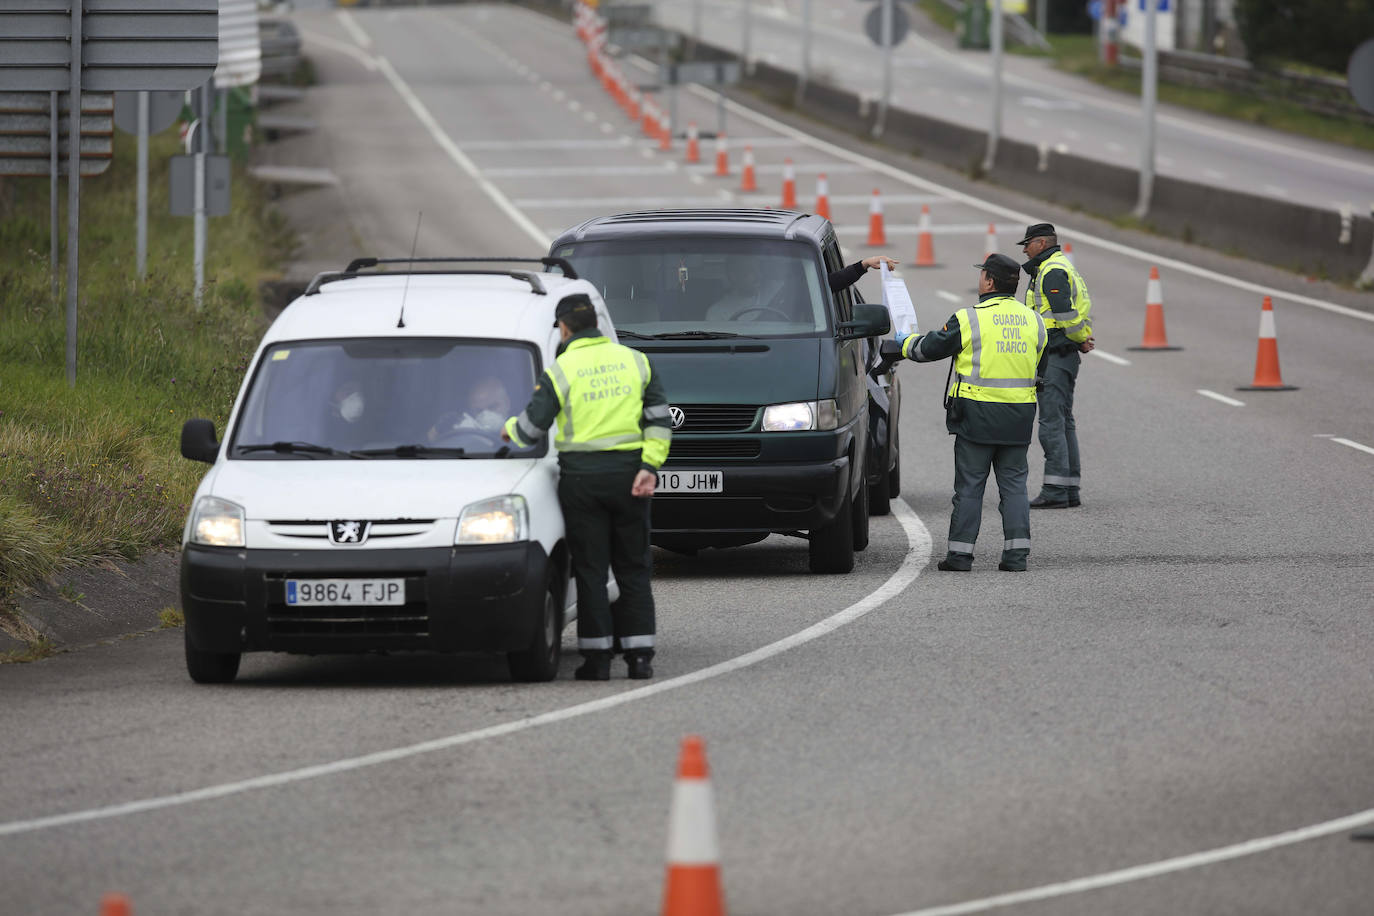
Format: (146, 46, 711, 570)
(650, 455, 849, 534)
(181, 542, 549, 655)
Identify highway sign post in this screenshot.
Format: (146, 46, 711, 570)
(115, 90, 183, 279)
(983, 0, 1003, 173)
(0, 0, 217, 385)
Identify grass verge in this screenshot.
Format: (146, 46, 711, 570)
(913, 3, 1374, 153)
(0, 130, 291, 656)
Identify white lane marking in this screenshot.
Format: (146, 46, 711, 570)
(375, 56, 549, 248)
(890, 806, 1374, 916)
(296, 29, 379, 71)
(459, 138, 646, 150)
(0, 504, 932, 837)
(1332, 437, 1374, 457)
(539, 80, 552, 92)
(640, 145, 654, 159)
(584, 110, 598, 122)
(552, 89, 565, 101)
(1106, 141, 1125, 153)
(690, 172, 705, 184)
(335, 9, 374, 49)
(1203, 167, 1227, 180)
(600, 121, 615, 133)
(1313, 433, 1337, 437)
(671, 78, 1374, 324)
(1090, 349, 1130, 366)
(568, 99, 581, 112)
(936, 290, 961, 303)
(1198, 389, 1246, 407)
(1262, 184, 1290, 198)
(833, 223, 1018, 235)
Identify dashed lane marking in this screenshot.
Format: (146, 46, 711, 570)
(1197, 389, 1246, 407)
(1332, 437, 1374, 457)
(1090, 349, 1130, 366)
(335, 9, 374, 48)
(936, 290, 961, 303)
(0, 505, 931, 837)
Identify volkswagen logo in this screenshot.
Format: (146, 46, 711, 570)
(329, 520, 371, 545)
(668, 406, 685, 429)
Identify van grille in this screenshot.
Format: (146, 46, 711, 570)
(263, 573, 428, 636)
(668, 439, 761, 459)
(672, 404, 759, 432)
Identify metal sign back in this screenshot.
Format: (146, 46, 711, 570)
(169, 153, 230, 217)
(863, 4, 910, 47)
(662, 61, 741, 86)
(113, 89, 184, 135)
(0, 0, 219, 93)
(0, 92, 112, 176)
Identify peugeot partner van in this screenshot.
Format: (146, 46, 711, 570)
(550, 210, 901, 574)
(176, 258, 617, 683)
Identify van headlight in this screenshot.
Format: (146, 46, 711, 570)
(761, 399, 837, 432)
(457, 495, 528, 544)
(189, 496, 245, 547)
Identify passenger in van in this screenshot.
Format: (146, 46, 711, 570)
(428, 375, 512, 441)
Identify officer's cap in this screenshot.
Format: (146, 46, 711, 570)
(1016, 222, 1057, 245)
(973, 253, 1021, 284)
(553, 293, 596, 327)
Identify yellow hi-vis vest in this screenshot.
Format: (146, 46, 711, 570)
(1027, 250, 1093, 343)
(546, 336, 669, 463)
(949, 297, 1046, 405)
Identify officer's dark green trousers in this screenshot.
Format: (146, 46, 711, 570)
(558, 469, 656, 656)
(947, 435, 1031, 565)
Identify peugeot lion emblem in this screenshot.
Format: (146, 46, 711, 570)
(669, 406, 685, 429)
(329, 520, 371, 545)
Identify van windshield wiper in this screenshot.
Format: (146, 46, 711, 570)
(649, 330, 744, 339)
(349, 444, 470, 458)
(614, 329, 657, 340)
(237, 441, 351, 458)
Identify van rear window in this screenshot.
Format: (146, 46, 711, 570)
(229, 338, 541, 459)
(559, 238, 828, 338)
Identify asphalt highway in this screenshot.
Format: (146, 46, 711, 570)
(648, 0, 1374, 211)
(1, 6, 1372, 915)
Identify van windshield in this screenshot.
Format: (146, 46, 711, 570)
(229, 338, 541, 459)
(555, 238, 829, 338)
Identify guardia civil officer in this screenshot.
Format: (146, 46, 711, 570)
(1019, 223, 1095, 509)
(502, 294, 672, 680)
(895, 254, 1048, 571)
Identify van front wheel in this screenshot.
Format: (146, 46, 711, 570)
(184, 628, 241, 684)
(809, 487, 856, 574)
(508, 574, 563, 682)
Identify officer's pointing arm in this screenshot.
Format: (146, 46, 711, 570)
(898, 313, 963, 363)
(502, 370, 560, 446)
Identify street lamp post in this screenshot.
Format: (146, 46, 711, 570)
(1134, 0, 1158, 218)
(982, 0, 1003, 173)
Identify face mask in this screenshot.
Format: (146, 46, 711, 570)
(339, 392, 364, 423)
(475, 409, 504, 431)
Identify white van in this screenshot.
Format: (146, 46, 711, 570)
(177, 258, 615, 684)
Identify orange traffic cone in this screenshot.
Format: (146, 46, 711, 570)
(866, 189, 886, 246)
(1127, 266, 1182, 350)
(714, 133, 729, 177)
(662, 736, 725, 916)
(1063, 241, 1075, 265)
(740, 146, 757, 192)
(685, 121, 700, 163)
(983, 222, 997, 259)
(912, 204, 938, 267)
(780, 157, 797, 209)
(101, 894, 132, 916)
(815, 173, 830, 219)
(1237, 296, 1298, 390)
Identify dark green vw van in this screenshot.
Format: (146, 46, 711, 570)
(550, 210, 901, 573)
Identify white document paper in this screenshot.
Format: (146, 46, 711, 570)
(880, 262, 918, 337)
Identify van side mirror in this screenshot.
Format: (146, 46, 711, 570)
(181, 419, 220, 464)
(838, 303, 891, 340)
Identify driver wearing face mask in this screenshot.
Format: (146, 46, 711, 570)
(330, 380, 366, 424)
(429, 376, 512, 441)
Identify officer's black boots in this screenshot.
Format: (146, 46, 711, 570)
(574, 651, 612, 681)
(937, 559, 972, 572)
(625, 651, 654, 680)
(1029, 494, 1070, 509)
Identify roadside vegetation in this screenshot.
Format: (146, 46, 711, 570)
(0, 131, 289, 650)
(915, 0, 1374, 153)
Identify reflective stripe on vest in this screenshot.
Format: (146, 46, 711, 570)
(1028, 250, 1093, 342)
(550, 336, 651, 453)
(949, 298, 1044, 405)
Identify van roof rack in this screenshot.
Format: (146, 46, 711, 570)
(302, 257, 578, 297)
